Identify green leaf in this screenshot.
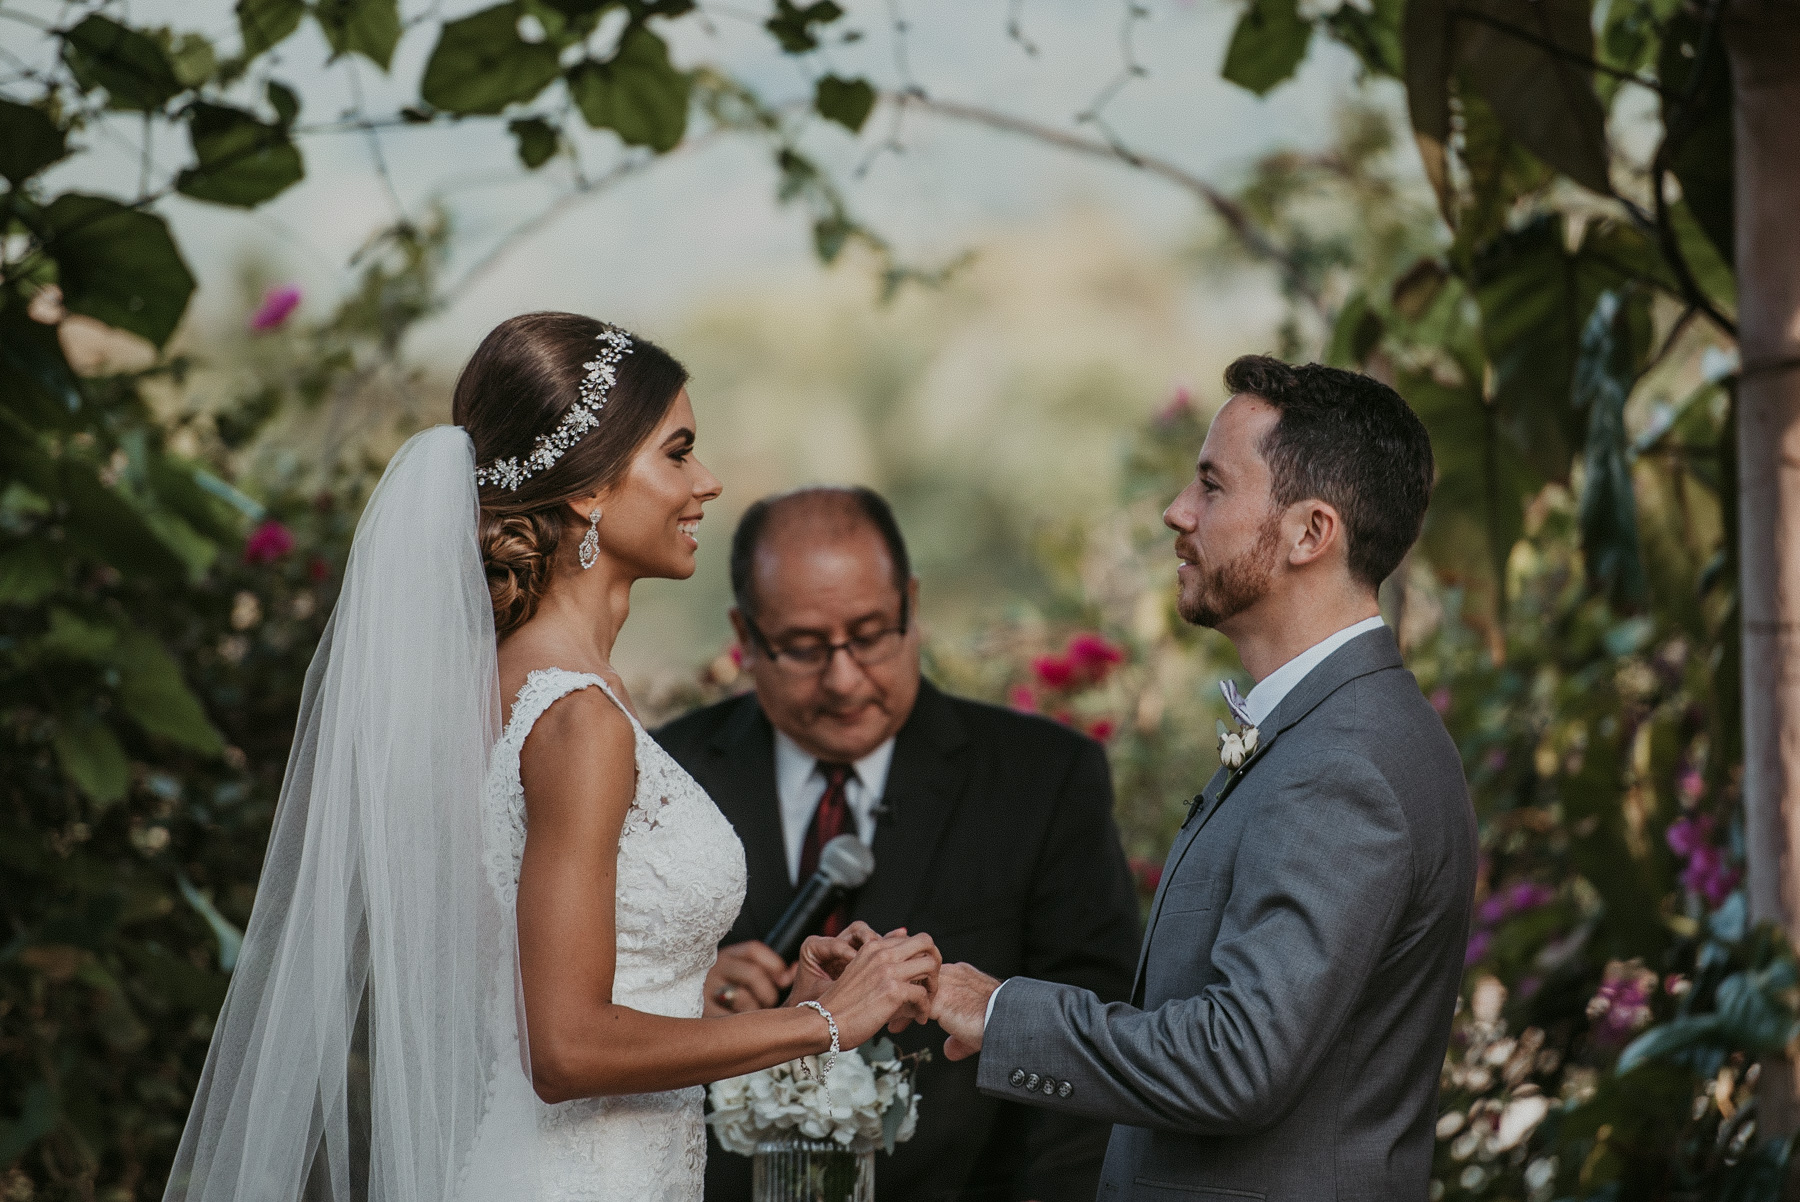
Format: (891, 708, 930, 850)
(1616, 1014, 1722, 1075)
(39, 193, 196, 349)
(0, 1082, 57, 1167)
(0, 543, 61, 606)
(815, 74, 876, 133)
(267, 79, 301, 127)
(167, 32, 219, 88)
(1402, 0, 1610, 223)
(422, 2, 561, 115)
(0, 99, 68, 184)
(1659, 10, 1733, 264)
(0, 306, 84, 430)
(1324, 0, 1401, 79)
(1325, 291, 1383, 367)
(61, 16, 184, 112)
(568, 27, 691, 152)
(1573, 289, 1650, 609)
(1222, 0, 1313, 96)
(178, 875, 244, 971)
(509, 116, 560, 169)
(42, 608, 120, 662)
(176, 103, 305, 207)
(113, 629, 225, 755)
(765, 0, 844, 53)
(53, 712, 130, 806)
(238, 0, 308, 57)
(315, 0, 403, 70)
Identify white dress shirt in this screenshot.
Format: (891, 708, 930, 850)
(981, 614, 1391, 1030)
(773, 730, 896, 885)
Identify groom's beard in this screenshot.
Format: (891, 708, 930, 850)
(1178, 514, 1283, 629)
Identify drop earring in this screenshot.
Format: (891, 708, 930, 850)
(578, 506, 602, 571)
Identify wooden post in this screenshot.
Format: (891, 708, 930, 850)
(1726, 0, 1800, 1147)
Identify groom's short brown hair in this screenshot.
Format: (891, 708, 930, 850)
(1225, 355, 1434, 590)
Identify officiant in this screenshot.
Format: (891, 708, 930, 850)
(654, 486, 1140, 1202)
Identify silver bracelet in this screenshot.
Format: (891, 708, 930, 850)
(796, 1000, 839, 1080)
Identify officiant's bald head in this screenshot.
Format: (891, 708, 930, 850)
(727, 487, 922, 762)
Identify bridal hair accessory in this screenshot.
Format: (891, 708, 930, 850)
(578, 506, 602, 570)
(796, 1000, 840, 1081)
(474, 326, 635, 491)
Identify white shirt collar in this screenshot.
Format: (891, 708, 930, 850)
(1241, 615, 1388, 728)
(772, 730, 896, 884)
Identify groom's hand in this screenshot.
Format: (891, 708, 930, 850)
(932, 962, 1000, 1061)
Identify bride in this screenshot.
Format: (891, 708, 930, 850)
(163, 312, 940, 1202)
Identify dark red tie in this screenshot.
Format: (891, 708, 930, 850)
(798, 762, 858, 936)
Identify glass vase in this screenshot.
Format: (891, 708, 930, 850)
(751, 1137, 875, 1202)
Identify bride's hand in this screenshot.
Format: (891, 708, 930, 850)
(790, 922, 886, 1004)
(810, 931, 941, 1050)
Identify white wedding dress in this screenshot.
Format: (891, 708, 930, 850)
(483, 667, 749, 1202)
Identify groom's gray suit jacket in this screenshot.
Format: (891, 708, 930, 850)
(978, 628, 1476, 1201)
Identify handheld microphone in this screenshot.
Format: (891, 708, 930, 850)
(765, 835, 875, 961)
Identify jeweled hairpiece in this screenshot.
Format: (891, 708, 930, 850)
(474, 326, 634, 491)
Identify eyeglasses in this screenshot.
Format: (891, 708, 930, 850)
(744, 601, 911, 677)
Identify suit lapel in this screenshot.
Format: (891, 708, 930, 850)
(705, 696, 793, 937)
(1128, 627, 1407, 1005)
(855, 682, 971, 935)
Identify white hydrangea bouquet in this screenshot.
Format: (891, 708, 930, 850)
(707, 1036, 926, 1156)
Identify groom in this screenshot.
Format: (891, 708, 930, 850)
(930, 357, 1476, 1201)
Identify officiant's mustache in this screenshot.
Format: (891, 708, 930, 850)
(1175, 515, 1283, 629)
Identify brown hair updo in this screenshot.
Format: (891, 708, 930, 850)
(453, 312, 689, 638)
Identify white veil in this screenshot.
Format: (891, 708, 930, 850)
(165, 426, 544, 1202)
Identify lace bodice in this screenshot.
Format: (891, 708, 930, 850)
(482, 668, 747, 1202)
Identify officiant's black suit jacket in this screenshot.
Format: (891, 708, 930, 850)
(655, 678, 1142, 1202)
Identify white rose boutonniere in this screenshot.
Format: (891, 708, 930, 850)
(1216, 721, 1260, 771)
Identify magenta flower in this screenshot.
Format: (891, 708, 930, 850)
(1067, 633, 1126, 684)
(249, 284, 302, 333)
(1666, 814, 1714, 857)
(1587, 959, 1658, 1045)
(1007, 685, 1038, 713)
(1154, 386, 1194, 428)
(244, 519, 295, 565)
(1032, 655, 1076, 690)
(1505, 881, 1556, 913)
(1464, 930, 1493, 967)
(1430, 686, 1451, 716)
(1087, 718, 1117, 743)
(1678, 767, 1705, 802)
(1477, 894, 1510, 926)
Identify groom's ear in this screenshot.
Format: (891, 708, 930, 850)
(1285, 499, 1348, 570)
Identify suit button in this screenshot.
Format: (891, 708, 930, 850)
(1024, 1073, 1041, 1091)
(1041, 1079, 1056, 1095)
(1058, 1081, 1073, 1098)
(1009, 1069, 1026, 1087)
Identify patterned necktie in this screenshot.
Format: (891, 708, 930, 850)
(798, 762, 858, 936)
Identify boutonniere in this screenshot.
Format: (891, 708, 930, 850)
(1217, 720, 1260, 771)
(1217, 679, 1259, 774)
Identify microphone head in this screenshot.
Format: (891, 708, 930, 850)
(818, 834, 875, 889)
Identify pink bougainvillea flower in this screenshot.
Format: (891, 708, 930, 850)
(1032, 654, 1075, 690)
(1666, 814, 1714, 858)
(1476, 893, 1509, 926)
(1505, 881, 1556, 914)
(1154, 386, 1194, 428)
(1464, 930, 1492, 967)
(244, 519, 296, 565)
(1586, 958, 1658, 1045)
(250, 284, 302, 333)
(1086, 718, 1117, 742)
(1007, 685, 1038, 713)
(1067, 633, 1126, 683)
(1430, 687, 1451, 716)
(1049, 709, 1074, 727)
(1678, 767, 1705, 802)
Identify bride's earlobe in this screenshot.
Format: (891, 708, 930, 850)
(579, 507, 602, 570)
